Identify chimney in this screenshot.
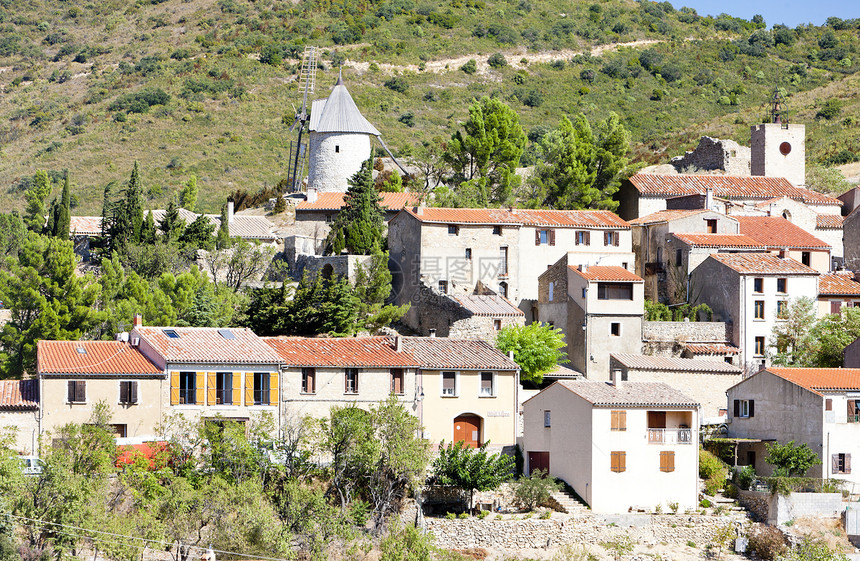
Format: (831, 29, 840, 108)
(394, 336, 402, 352)
(227, 200, 234, 224)
(578, 264, 588, 273)
(508, 351, 515, 361)
(428, 329, 436, 338)
(415, 206, 424, 215)
(133, 313, 143, 328)
(306, 188, 318, 204)
(610, 369, 623, 387)
(705, 187, 714, 211)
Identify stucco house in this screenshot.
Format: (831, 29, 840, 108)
(735, 216, 831, 274)
(522, 379, 699, 514)
(818, 272, 860, 318)
(413, 292, 525, 340)
(726, 367, 860, 486)
(0, 379, 39, 454)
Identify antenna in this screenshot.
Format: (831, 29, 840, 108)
(288, 46, 317, 193)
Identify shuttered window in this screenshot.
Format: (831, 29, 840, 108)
(390, 369, 404, 395)
(67, 380, 86, 403)
(833, 453, 851, 474)
(269, 372, 279, 406)
(302, 368, 316, 394)
(119, 381, 138, 405)
(442, 372, 456, 396)
(610, 410, 626, 431)
(733, 399, 754, 418)
(345, 368, 359, 394)
(660, 451, 675, 473)
(848, 399, 859, 423)
(610, 451, 626, 473)
(216, 372, 232, 404)
(253, 372, 270, 405)
(480, 372, 494, 397)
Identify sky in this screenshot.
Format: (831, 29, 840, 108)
(669, 0, 860, 28)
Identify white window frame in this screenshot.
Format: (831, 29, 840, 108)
(478, 371, 495, 398)
(739, 400, 750, 418)
(441, 371, 457, 397)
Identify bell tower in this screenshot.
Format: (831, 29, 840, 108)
(750, 88, 805, 186)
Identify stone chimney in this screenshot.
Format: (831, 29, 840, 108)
(415, 206, 424, 215)
(306, 188, 318, 204)
(578, 264, 588, 273)
(227, 200, 234, 224)
(133, 313, 143, 328)
(609, 369, 623, 387)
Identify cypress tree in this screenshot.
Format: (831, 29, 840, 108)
(326, 159, 385, 255)
(159, 197, 184, 242)
(216, 203, 231, 249)
(140, 210, 157, 245)
(54, 172, 71, 239)
(109, 162, 145, 250)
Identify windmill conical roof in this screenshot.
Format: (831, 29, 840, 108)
(309, 78, 381, 136)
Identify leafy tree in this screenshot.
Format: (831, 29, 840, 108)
(765, 440, 821, 477)
(513, 469, 561, 510)
(495, 323, 568, 384)
(216, 203, 232, 249)
(0, 212, 27, 260)
(326, 159, 385, 255)
(180, 174, 198, 211)
(178, 214, 215, 250)
(806, 164, 852, 195)
(324, 405, 378, 511)
(432, 441, 514, 513)
(208, 238, 275, 290)
(444, 96, 526, 206)
(24, 170, 52, 232)
(769, 297, 816, 366)
(353, 249, 409, 334)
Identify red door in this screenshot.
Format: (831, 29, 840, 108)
(528, 451, 550, 475)
(454, 415, 482, 448)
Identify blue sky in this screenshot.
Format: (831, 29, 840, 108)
(669, 0, 860, 28)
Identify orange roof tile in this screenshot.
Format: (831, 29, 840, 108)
(767, 367, 860, 394)
(707, 253, 818, 275)
(297, 192, 420, 211)
(0, 379, 38, 409)
(818, 272, 860, 296)
(263, 336, 419, 368)
(673, 233, 765, 249)
(736, 216, 831, 250)
(629, 174, 841, 206)
(400, 207, 630, 228)
(817, 215, 844, 229)
(628, 209, 710, 225)
(69, 216, 102, 236)
(37, 341, 162, 376)
(400, 337, 518, 370)
(569, 265, 643, 282)
(401, 207, 519, 225)
(135, 327, 281, 365)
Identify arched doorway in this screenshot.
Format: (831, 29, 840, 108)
(453, 414, 482, 448)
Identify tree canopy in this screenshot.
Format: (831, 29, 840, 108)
(431, 441, 514, 513)
(326, 159, 386, 255)
(770, 297, 860, 367)
(765, 440, 821, 477)
(495, 323, 568, 383)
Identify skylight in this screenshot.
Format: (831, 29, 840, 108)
(218, 329, 236, 340)
(76, 346, 87, 355)
(163, 329, 180, 339)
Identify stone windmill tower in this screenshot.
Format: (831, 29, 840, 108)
(306, 73, 381, 193)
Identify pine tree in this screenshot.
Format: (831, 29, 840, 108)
(216, 203, 231, 249)
(24, 170, 52, 232)
(179, 214, 215, 250)
(159, 197, 184, 242)
(108, 163, 145, 250)
(54, 172, 71, 239)
(326, 159, 385, 255)
(140, 210, 157, 245)
(180, 174, 198, 211)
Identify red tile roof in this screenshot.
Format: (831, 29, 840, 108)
(263, 337, 420, 367)
(135, 327, 281, 365)
(629, 174, 841, 206)
(297, 192, 420, 211)
(570, 265, 643, 282)
(0, 379, 38, 409)
(736, 216, 831, 250)
(818, 273, 860, 296)
(817, 215, 844, 229)
(673, 233, 764, 249)
(402, 207, 518, 225)
(400, 337, 519, 371)
(400, 207, 630, 228)
(707, 253, 818, 275)
(683, 343, 740, 355)
(628, 209, 711, 225)
(766, 367, 860, 394)
(37, 341, 162, 376)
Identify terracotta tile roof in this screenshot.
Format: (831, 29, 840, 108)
(683, 343, 741, 355)
(611, 353, 740, 374)
(400, 337, 519, 371)
(627, 209, 710, 225)
(452, 294, 524, 317)
(818, 272, 860, 296)
(263, 336, 420, 367)
(134, 327, 281, 365)
(401, 207, 519, 225)
(673, 233, 765, 249)
(400, 207, 629, 228)
(629, 174, 842, 206)
(766, 367, 860, 394)
(707, 253, 818, 275)
(37, 340, 162, 376)
(550, 379, 699, 407)
(297, 192, 420, 211)
(736, 216, 831, 250)
(69, 216, 102, 236)
(569, 265, 643, 282)
(0, 379, 38, 409)
(817, 215, 844, 229)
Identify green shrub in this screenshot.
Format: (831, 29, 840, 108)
(736, 465, 756, 490)
(514, 469, 562, 511)
(748, 524, 788, 560)
(461, 59, 477, 74)
(488, 52, 507, 68)
(384, 76, 409, 93)
(700, 449, 726, 479)
(704, 475, 724, 496)
(109, 88, 170, 114)
(445, 512, 456, 520)
(458, 512, 469, 519)
(477, 509, 489, 519)
(817, 99, 843, 120)
(699, 498, 711, 508)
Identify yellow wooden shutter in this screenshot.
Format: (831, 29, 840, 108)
(207, 372, 217, 405)
(232, 372, 241, 405)
(269, 372, 279, 406)
(195, 372, 204, 405)
(170, 372, 180, 405)
(245, 372, 254, 405)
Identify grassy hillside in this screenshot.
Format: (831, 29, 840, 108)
(0, 0, 859, 213)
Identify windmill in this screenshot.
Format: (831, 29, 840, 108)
(286, 46, 317, 193)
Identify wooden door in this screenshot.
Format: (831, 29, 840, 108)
(454, 415, 482, 448)
(528, 451, 550, 475)
(647, 411, 666, 428)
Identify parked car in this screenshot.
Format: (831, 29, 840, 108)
(20, 456, 43, 476)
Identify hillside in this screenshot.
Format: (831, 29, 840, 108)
(0, 0, 859, 213)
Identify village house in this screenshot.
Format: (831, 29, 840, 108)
(840, 207, 860, 272)
(735, 216, 831, 274)
(691, 253, 819, 373)
(413, 292, 525, 340)
(726, 367, 860, 486)
(744, 197, 844, 261)
(0, 379, 39, 455)
(522, 379, 699, 514)
(818, 272, 860, 317)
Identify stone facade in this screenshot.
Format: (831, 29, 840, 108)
(843, 209, 860, 272)
(737, 490, 843, 526)
(751, 124, 806, 187)
(413, 286, 524, 340)
(671, 136, 751, 176)
(307, 131, 372, 192)
(642, 321, 732, 354)
(290, 253, 374, 284)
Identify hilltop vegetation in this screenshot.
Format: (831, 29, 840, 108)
(0, 0, 859, 212)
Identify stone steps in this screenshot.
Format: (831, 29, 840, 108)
(549, 489, 589, 514)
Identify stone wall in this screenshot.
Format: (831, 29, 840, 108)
(291, 254, 373, 285)
(737, 490, 769, 522)
(643, 322, 730, 346)
(670, 136, 751, 176)
(413, 283, 523, 340)
(737, 490, 845, 526)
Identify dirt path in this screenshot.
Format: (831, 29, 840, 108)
(345, 39, 666, 76)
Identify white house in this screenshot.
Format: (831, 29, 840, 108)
(522, 379, 699, 514)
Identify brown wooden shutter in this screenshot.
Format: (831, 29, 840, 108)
(846, 454, 852, 474)
(130, 381, 138, 404)
(68, 381, 75, 403)
(170, 373, 180, 405)
(826, 399, 833, 411)
(535, 230, 541, 246)
(75, 381, 86, 403)
(619, 410, 626, 431)
(575, 232, 580, 246)
(232, 372, 241, 405)
(660, 451, 675, 472)
(195, 372, 204, 405)
(833, 454, 840, 474)
(207, 372, 217, 405)
(549, 229, 555, 246)
(269, 372, 279, 406)
(120, 381, 129, 404)
(611, 451, 626, 472)
(245, 372, 254, 405)
(749, 400, 755, 417)
(585, 231, 590, 245)
(604, 231, 609, 246)
(849, 399, 856, 420)
(832, 300, 843, 314)
(614, 232, 619, 247)
(733, 399, 740, 418)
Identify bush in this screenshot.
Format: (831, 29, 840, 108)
(514, 470, 562, 511)
(699, 498, 711, 508)
(397, 112, 415, 127)
(384, 76, 409, 93)
(736, 465, 756, 490)
(700, 449, 727, 496)
(817, 99, 843, 120)
(460, 59, 477, 74)
(748, 524, 788, 560)
(488, 52, 507, 69)
(109, 88, 170, 113)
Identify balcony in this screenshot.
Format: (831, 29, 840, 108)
(848, 415, 860, 423)
(647, 428, 693, 445)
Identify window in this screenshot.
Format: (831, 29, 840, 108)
(325, 214, 333, 223)
(499, 247, 508, 275)
(610, 322, 621, 336)
(345, 368, 359, 394)
(753, 278, 763, 293)
(544, 411, 551, 428)
(536, 229, 556, 246)
(733, 399, 754, 418)
(67, 380, 86, 403)
(597, 283, 633, 300)
(675, 248, 683, 267)
(610, 451, 626, 473)
(448, 224, 459, 235)
(179, 372, 195, 405)
(493, 319, 502, 331)
(215, 372, 232, 404)
(777, 278, 787, 293)
(754, 300, 765, 319)
(493, 225, 502, 236)
(442, 371, 456, 396)
(465, 248, 472, 260)
(849, 400, 860, 422)
(610, 410, 626, 431)
(479, 372, 494, 397)
(548, 282, 554, 302)
(575, 231, 590, 246)
(831, 300, 843, 314)
(826, 398, 833, 411)
(119, 381, 138, 405)
(604, 231, 619, 246)
(390, 369, 404, 395)
(706, 219, 717, 233)
(253, 372, 270, 405)
(777, 301, 788, 318)
(438, 280, 448, 294)
(582, 287, 587, 299)
(802, 251, 811, 266)
(302, 368, 316, 394)
(660, 451, 675, 473)
(754, 337, 765, 357)
(335, 145, 340, 153)
(833, 453, 852, 474)
(498, 281, 508, 298)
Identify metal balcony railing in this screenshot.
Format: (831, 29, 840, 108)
(647, 428, 693, 444)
